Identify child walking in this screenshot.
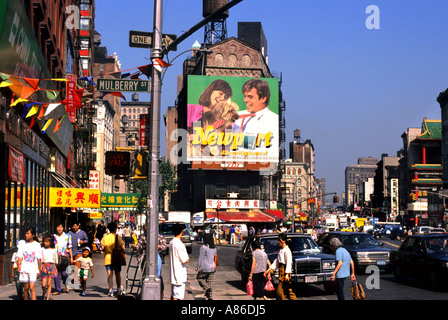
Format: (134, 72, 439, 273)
(72, 247, 94, 296)
(41, 235, 59, 300)
(17, 227, 42, 300)
(10, 240, 25, 299)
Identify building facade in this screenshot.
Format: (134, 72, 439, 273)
(345, 157, 378, 209)
(0, 0, 88, 285)
(166, 22, 285, 226)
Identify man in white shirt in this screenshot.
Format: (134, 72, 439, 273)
(169, 224, 190, 300)
(232, 79, 278, 159)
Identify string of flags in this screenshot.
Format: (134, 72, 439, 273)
(0, 58, 172, 134)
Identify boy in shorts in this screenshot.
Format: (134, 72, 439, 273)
(72, 247, 94, 296)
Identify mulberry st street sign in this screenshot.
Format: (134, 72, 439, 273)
(97, 78, 150, 92)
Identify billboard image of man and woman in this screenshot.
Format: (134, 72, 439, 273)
(187, 75, 279, 170)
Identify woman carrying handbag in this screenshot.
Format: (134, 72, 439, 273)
(102, 222, 126, 297)
(249, 241, 271, 300)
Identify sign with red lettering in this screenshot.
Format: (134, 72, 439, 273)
(105, 151, 131, 176)
(66, 74, 77, 123)
(8, 146, 25, 184)
(49, 188, 101, 208)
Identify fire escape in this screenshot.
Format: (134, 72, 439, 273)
(72, 0, 95, 186)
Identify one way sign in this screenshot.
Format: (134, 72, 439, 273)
(129, 30, 177, 51)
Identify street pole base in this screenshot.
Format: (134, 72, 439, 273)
(140, 277, 162, 300)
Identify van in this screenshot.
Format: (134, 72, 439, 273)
(159, 222, 192, 254)
(202, 223, 248, 238)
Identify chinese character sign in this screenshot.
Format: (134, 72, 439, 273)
(49, 188, 101, 208)
(89, 170, 100, 189)
(101, 193, 141, 207)
(205, 199, 259, 209)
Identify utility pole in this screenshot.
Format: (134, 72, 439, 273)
(141, 0, 163, 300)
(140, 0, 245, 300)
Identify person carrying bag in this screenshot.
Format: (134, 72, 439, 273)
(350, 280, 366, 300)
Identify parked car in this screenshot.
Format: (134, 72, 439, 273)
(390, 234, 448, 290)
(317, 232, 391, 272)
(414, 226, 434, 235)
(159, 222, 192, 254)
(235, 233, 336, 291)
(370, 224, 405, 240)
(429, 228, 446, 234)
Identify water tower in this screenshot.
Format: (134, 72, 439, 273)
(203, 0, 229, 44)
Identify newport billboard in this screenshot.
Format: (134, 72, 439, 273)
(186, 75, 279, 171)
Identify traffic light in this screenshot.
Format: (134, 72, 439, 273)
(105, 151, 131, 176)
(135, 150, 148, 177)
(333, 195, 339, 203)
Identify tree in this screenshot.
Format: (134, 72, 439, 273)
(159, 157, 178, 209)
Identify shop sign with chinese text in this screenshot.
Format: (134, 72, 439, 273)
(49, 188, 101, 208)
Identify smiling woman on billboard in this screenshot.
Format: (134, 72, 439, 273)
(187, 75, 279, 170)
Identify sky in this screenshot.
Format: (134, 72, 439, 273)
(94, 0, 448, 197)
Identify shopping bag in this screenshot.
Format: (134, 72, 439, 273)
(264, 279, 275, 292)
(350, 281, 366, 300)
(246, 280, 254, 296)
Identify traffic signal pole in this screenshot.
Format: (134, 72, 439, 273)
(141, 0, 163, 300)
(140, 0, 245, 300)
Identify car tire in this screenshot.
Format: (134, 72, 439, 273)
(394, 265, 407, 283)
(428, 271, 440, 291)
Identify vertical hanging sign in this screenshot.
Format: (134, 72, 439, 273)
(8, 145, 25, 184)
(66, 74, 77, 123)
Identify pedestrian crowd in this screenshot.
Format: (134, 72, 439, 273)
(10, 220, 141, 300)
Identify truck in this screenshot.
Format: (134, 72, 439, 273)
(324, 218, 339, 232)
(167, 211, 191, 229)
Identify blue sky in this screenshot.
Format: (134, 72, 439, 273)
(94, 0, 448, 197)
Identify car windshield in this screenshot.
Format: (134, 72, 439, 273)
(159, 223, 186, 234)
(425, 236, 448, 253)
(340, 234, 380, 247)
(259, 236, 321, 254)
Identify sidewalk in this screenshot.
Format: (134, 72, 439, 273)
(0, 242, 244, 301)
(0, 249, 130, 300)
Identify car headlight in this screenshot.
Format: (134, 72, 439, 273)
(442, 262, 448, 268)
(357, 252, 368, 258)
(323, 262, 336, 269)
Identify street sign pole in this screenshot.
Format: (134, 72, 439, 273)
(141, 0, 163, 300)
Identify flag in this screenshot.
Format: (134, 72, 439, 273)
(44, 103, 60, 116)
(100, 92, 126, 100)
(137, 64, 152, 78)
(25, 105, 39, 118)
(0, 81, 13, 88)
(78, 76, 96, 86)
(41, 119, 53, 133)
(10, 97, 28, 107)
(28, 116, 35, 130)
(153, 58, 172, 68)
(53, 114, 67, 132)
(37, 104, 47, 119)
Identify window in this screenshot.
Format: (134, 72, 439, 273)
(80, 18, 90, 30)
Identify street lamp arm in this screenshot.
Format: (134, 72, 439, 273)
(161, 0, 244, 56)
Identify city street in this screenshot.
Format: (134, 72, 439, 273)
(1, 237, 448, 304)
(183, 239, 448, 301)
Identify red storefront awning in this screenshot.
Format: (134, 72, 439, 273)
(206, 211, 280, 223)
(266, 210, 284, 219)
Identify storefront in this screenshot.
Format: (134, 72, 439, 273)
(0, 142, 51, 284)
